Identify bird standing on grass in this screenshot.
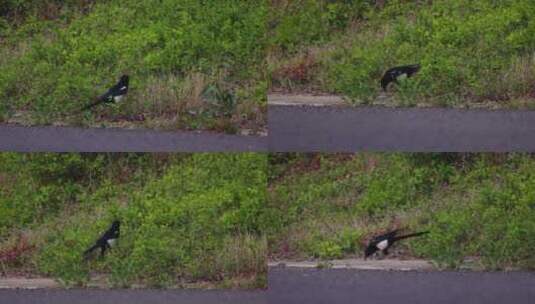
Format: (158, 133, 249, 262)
(380, 64, 420, 91)
(83, 220, 120, 260)
(81, 75, 129, 111)
(364, 229, 428, 259)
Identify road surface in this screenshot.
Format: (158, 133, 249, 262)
(0, 125, 267, 152)
(0, 289, 267, 304)
(2, 268, 534, 303)
(269, 105, 535, 152)
(268, 267, 535, 304)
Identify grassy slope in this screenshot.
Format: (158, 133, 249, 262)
(0, 0, 267, 133)
(267, 153, 535, 270)
(269, 0, 535, 109)
(0, 153, 267, 288)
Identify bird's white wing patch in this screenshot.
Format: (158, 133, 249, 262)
(107, 238, 117, 247)
(377, 239, 389, 250)
(397, 73, 408, 80)
(113, 95, 124, 102)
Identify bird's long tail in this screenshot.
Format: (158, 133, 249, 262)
(393, 231, 429, 241)
(83, 244, 99, 260)
(81, 98, 105, 111)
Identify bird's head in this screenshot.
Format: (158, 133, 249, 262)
(119, 75, 129, 85)
(111, 220, 121, 229)
(409, 64, 421, 72)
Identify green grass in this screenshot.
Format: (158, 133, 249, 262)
(0, 0, 267, 133)
(268, 0, 535, 109)
(0, 153, 267, 288)
(267, 153, 535, 270)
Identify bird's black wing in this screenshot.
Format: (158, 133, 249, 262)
(117, 84, 128, 95)
(108, 77, 129, 97)
(110, 227, 120, 239)
(102, 222, 120, 240)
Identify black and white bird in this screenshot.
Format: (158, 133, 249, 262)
(364, 229, 428, 259)
(83, 220, 120, 260)
(82, 75, 129, 111)
(380, 64, 420, 91)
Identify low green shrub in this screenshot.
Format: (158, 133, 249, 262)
(269, 1, 535, 108)
(0, 153, 267, 288)
(0, 0, 267, 131)
(268, 153, 535, 270)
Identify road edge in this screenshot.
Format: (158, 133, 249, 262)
(0, 278, 61, 289)
(268, 259, 435, 271)
(267, 94, 350, 107)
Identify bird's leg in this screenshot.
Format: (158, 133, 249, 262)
(377, 250, 385, 260)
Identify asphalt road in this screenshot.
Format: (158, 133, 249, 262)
(268, 267, 535, 304)
(0, 125, 267, 152)
(0, 289, 267, 304)
(2, 268, 534, 303)
(269, 105, 535, 152)
(5, 106, 535, 152)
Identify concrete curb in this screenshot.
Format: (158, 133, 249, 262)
(268, 259, 435, 271)
(0, 278, 61, 289)
(268, 94, 349, 106)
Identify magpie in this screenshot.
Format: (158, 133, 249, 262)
(81, 75, 129, 111)
(83, 220, 120, 260)
(364, 229, 428, 259)
(380, 64, 420, 91)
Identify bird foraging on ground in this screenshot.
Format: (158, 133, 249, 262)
(81, 75, 129, 111)
(380, 64, 420, 91)
(364, 229, 428, 259)
(83, 220, 120, 260)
